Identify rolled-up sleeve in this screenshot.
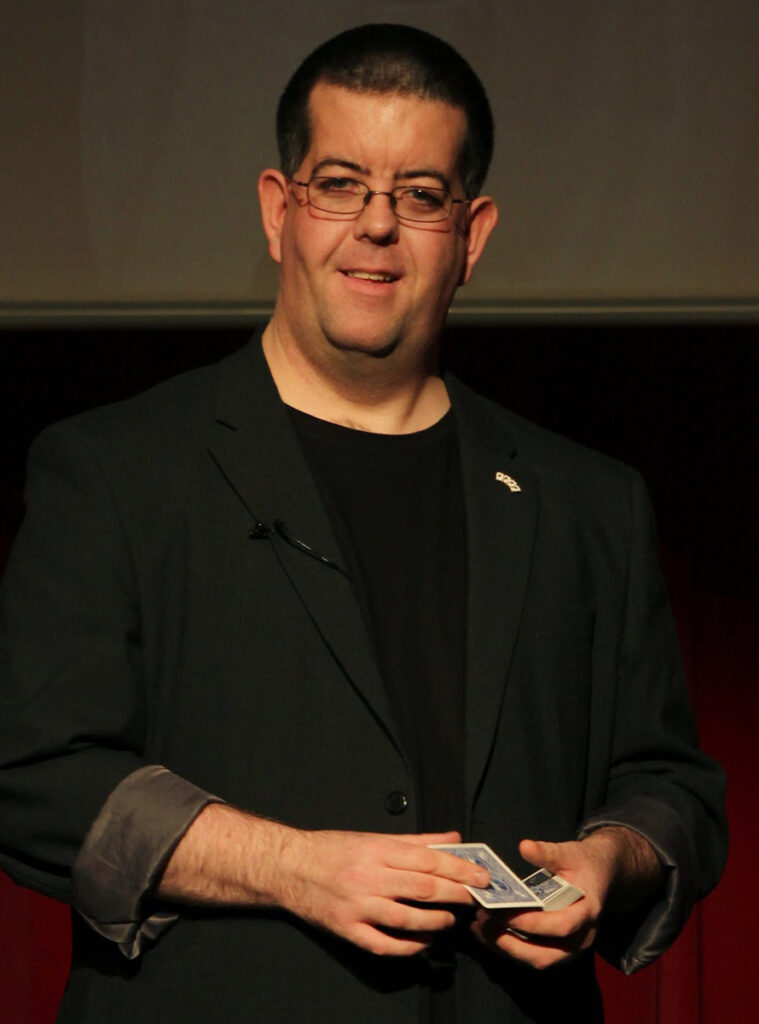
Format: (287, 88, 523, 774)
(72, 765, 222, 958)
(580, 795, 701, 973)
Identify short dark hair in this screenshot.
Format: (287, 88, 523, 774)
(276, 24, 494, 199)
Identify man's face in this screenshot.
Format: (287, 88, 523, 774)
(259, 82, 496, 375)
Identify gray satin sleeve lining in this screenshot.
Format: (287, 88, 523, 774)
(71, 765, 223, 959)
(579, 794, 696, 975)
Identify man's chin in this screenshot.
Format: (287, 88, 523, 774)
(325, 331, 402, 361)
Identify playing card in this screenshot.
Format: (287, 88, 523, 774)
(522, 868, 584, 910)
(431, 843, 585, 911)
(430, 842, 542, 909)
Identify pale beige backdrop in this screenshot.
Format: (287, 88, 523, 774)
(2, 0, 757, 321)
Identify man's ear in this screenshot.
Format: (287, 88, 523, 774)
(257, 169, 290, 265)
(459, 196, 499, 286)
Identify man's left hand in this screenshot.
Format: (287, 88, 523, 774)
(470, 827, 662, 970)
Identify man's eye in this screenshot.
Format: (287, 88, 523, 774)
(314, 177, 360, 193)
(400, 187, 447, 210)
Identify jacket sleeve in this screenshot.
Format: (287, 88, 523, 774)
(72, 765, 219, 957)
(0, 422, 212, 921)
(579, 472, 727, 973)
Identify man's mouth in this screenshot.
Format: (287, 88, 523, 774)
(342, 270, 399, 283)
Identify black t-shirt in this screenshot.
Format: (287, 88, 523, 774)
(290, 406, 468, 1024)
(290, 406, 467, 834)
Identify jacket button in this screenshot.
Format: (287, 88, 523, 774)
(385, 791, 409, 815)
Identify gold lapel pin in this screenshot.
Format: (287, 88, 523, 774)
(495, 471, 521, 493)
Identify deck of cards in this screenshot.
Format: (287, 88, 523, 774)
(430, 842, 584, 911)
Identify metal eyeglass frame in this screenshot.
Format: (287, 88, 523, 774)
(289, 176, 468, 223)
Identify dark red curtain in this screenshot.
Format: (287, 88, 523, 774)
(595, 583, 756, 1023)
(1, 327, 755, 1022)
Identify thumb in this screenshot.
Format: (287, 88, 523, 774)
(519, 838, 562, 871)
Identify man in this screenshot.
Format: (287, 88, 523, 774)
(0, 24, 726, 1024)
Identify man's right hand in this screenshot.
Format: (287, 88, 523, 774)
(158, 804, 488, 956)
(275, 827, 489, 955)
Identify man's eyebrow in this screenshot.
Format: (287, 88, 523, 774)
(310, 158, 369, 176)
(394, 169, 451, 191)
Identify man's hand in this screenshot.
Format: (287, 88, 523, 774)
(470, 827, 663, 970)
(158, 805, 488, 957)
(276, 828, 489, 956)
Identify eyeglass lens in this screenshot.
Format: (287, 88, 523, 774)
(306, 177, 454, 221)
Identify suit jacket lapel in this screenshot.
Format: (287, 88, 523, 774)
(448, 377, 538, 816)
(208, 334, 404, 759)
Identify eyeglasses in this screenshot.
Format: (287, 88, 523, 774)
(290, 176, 468, 223)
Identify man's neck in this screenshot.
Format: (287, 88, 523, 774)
(261, 321, 450, 435)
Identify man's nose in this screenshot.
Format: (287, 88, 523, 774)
(352, 190, 399, 243)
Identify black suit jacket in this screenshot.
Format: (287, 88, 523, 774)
(0, 335, 726, 1023)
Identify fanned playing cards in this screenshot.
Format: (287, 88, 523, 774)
(430, 842, 584, 911)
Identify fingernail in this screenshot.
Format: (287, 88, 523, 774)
(474, 869, 489, 887)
